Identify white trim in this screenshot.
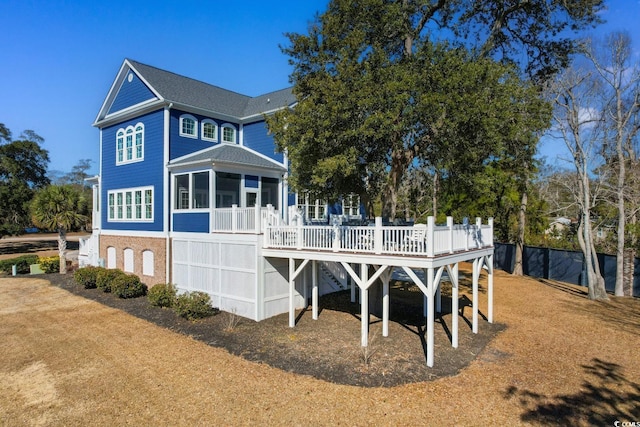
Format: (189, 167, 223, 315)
(201, 119, 218, 142)
(179, 114, 198, 138)
(100, 230, 167, 238)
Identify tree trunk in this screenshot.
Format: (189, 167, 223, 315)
(512, 190, 527, 276)
(382, 147, 414, 221)
(58, 228, 67, 274)
(432, 171, 439, 221)
(614, 94, 627, 296)
(577, 210, 608, 300)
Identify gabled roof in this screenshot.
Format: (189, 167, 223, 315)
(168, 143, 287, 172)
(95, 59, 296, 126)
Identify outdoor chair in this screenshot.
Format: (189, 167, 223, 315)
(403, 223, 427, 252)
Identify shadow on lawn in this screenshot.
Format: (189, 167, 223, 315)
(318, 281, 494, 366)
(0, 240, 79, 255)
(505, 358, 640, 425)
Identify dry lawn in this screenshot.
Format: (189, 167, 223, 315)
(1, 267, 639, 426)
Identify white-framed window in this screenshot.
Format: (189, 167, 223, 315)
(174, 171, 210, 210)
(180, 114, 197, 138)
(108, 186, 154, 222)
(142, 250, 154, 276)
(221, 124, 236, 143)
(123, 248, 134, 272)
(298, 193, 327, 221)
(116, 123, 144, 164)
(343, 193, 360, 216)
(201, 119, 218, 142)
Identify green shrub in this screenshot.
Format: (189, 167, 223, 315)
(96, 268, 126, 293)
(38, 256, 60, 273)
(0, 255, 39, 274)
(173, 291, 218, 320)
(73, 266, 104, 289)
(148, 283, 177, 308)
(111, 273, 147, 299)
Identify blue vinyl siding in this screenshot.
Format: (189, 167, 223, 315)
(101, 109, 165, 231)
(243, 121, 284, 163)
(172, 212, 209, 233)
(169, 110, 233, 160)
(108, 72, 157, 114)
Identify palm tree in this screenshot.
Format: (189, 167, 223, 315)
(31, 185, 88, 274)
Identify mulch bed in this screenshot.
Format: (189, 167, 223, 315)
(39, 272, 504, 387)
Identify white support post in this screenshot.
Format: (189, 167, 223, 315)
(427, 216, 435, 257)
(350, 263, 356, 303)
(450, 263, 459, 348)
(423, 268, 428, 318)
(361, 264, 369, 347)
(232, 204, 238, 233)
(472, 257, 479, 334)
(296, 220, 303, 250)
(488, 254, 494, 323)
(382, 269, 390, 337)
(476, 217, 482, 248)
(254, 204, 261, 234)
(427, 267, 435, 367)
(312, 260, 318, 320)
(332, 223, 340, 252)
(374, 217, 383, 254)
(488, 217, 494, 247)
(447, 216, 454, 254)
(289, 258, 295, 327)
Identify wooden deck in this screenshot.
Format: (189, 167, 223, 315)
(260, 216, 494, 368)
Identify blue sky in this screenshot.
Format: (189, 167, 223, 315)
(1, 0, 638, 176)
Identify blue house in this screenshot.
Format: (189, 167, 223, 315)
(83, 59, 496, 366)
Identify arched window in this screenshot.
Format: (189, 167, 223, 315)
(123, 248, 134, 272)
(201, 119, 217, 142)
(107, 246, 116, 269)
(116, 130, 124, 163)
(115, 122, 144, 164)
(179, 114, 197, 138)
(221, 123, 236, 144)
(142, 250, 154, 276)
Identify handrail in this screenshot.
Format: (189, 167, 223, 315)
(263, 216, 493, 257)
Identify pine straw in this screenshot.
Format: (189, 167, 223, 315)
(1, 267, 639, 426)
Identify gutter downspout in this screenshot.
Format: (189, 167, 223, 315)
(164, 102, 173, 283)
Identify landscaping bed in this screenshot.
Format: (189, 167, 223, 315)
(44, 272, 504, 387)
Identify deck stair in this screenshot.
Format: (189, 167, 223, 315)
(318, 261, 348, 293)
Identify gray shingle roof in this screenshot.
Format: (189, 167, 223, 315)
(128, 59, 295, 119)
(168, 143, 286, 172)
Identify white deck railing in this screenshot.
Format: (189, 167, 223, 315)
(212, 204, 280, 233)
(263, 216, 493, 257)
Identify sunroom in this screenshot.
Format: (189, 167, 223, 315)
(168, 144, 287, 234)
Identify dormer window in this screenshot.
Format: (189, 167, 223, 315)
(116, 123, 144, 165)
(221, 124, 236, 144)
(179, 114, 197, 138)
(201, 120, 218, 142)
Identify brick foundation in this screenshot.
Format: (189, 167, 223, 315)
(99, 234, 167, 286)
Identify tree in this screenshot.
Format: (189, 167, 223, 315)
(30, 185, 88, 274)
(269, 0, 598, 221)
(546, 67, 608, 300)
(583, 32, 640, 296)
(0, 127, 50, 237)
